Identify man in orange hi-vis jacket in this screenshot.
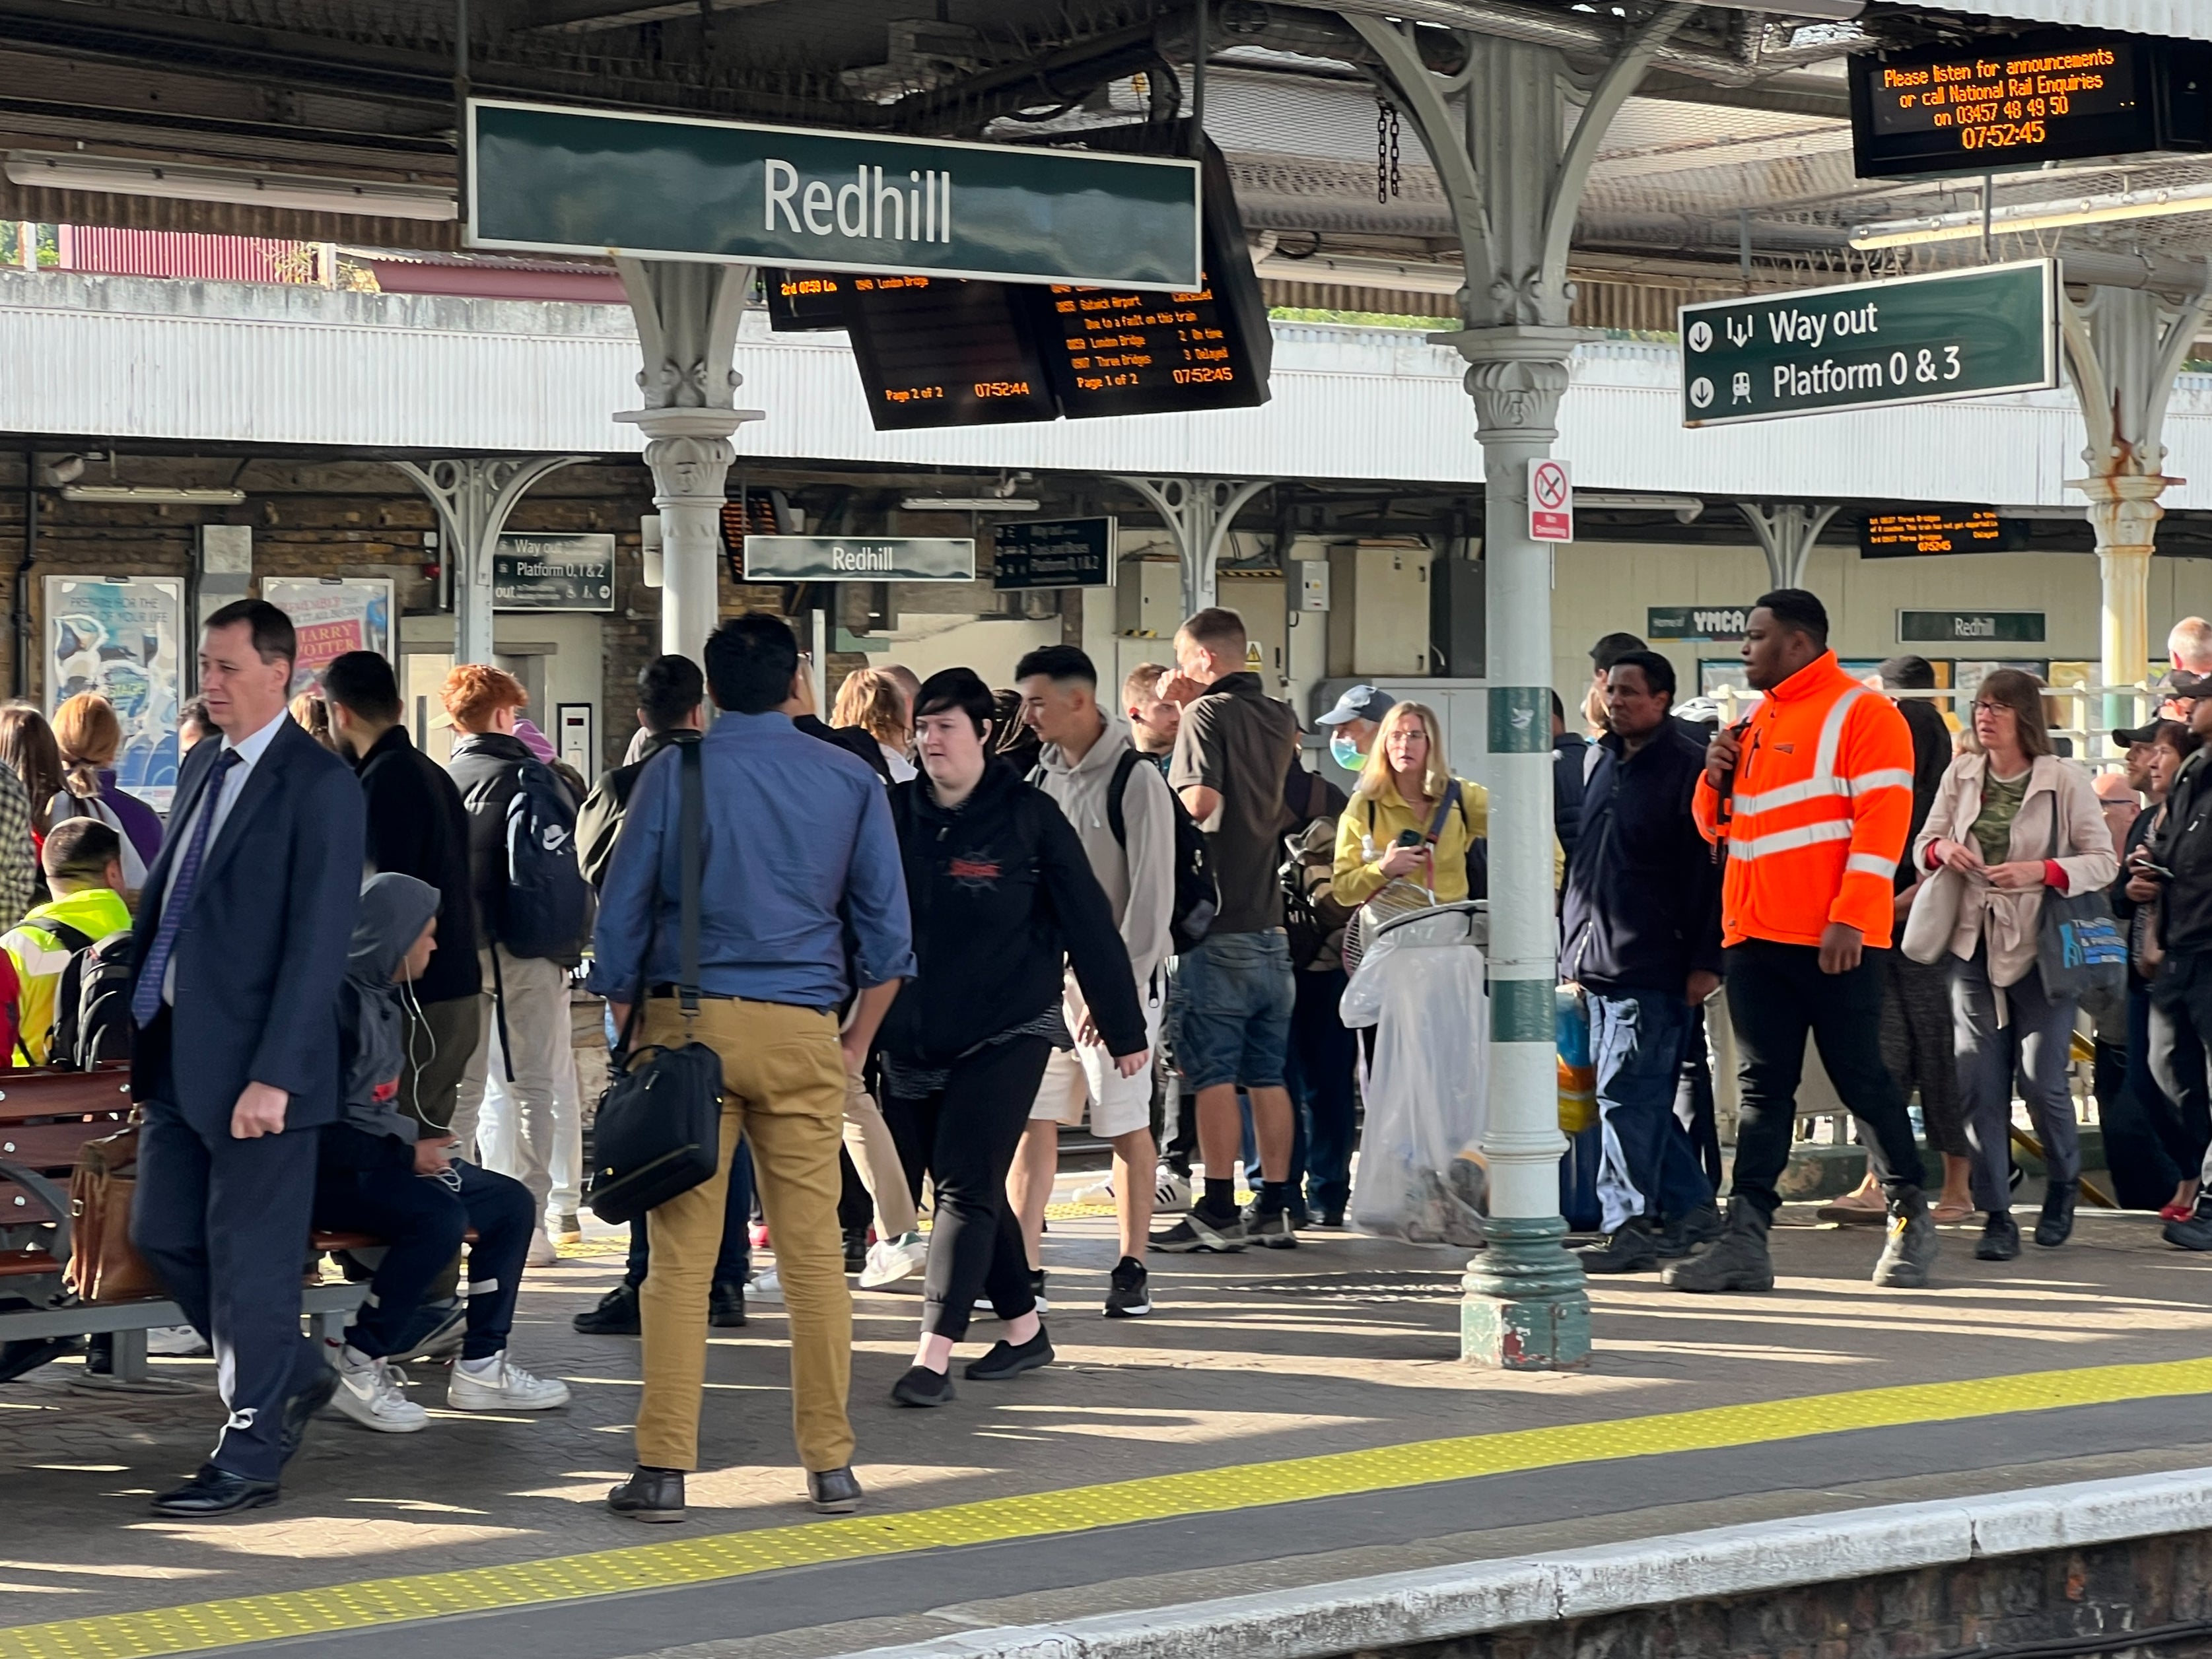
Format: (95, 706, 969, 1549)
(1672, 589, 1939, 1295)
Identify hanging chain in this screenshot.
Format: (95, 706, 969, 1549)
(1375, 96, 1402, 204)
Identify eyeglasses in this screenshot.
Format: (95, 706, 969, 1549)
(1971, 700, 2011, 714)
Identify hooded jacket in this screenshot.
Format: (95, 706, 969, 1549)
(339, 872, 442, 1143)
(883, 758, 1146, 1069)
(1031, 716, 1177, 991)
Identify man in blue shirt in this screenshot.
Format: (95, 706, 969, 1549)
(589, 614, 913, 1524)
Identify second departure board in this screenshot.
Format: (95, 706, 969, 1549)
(839, 275, 1060, 430)
(764, 268, 852, 332)
(1036, 273, 1263, 419)
(1860, 506, 2028, 557)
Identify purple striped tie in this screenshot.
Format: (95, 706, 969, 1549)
(131, 747, 241, 1029)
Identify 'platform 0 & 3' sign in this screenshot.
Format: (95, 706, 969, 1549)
(1680, 260, 2056, 427)
(1529, 458, 1573, 542)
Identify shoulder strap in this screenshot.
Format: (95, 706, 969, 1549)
(1105, 747, 1142, 848)
(678, 739, 703, 1016)
(47, 922, 94, 955)
(1424, 781, 1461, 844)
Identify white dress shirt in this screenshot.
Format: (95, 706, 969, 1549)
(160, 706, 290, 1005)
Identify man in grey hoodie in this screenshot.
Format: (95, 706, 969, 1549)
(1012, 646, 1179, 1319)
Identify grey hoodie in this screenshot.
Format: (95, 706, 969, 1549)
(1033, 715, 1177, 991)
(341, 872, 442, 1143)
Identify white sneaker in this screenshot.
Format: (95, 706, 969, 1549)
(326, 1343, 429, 1434)
(526, 1228, 559, 1268)
(1155, 1167, 1192, 1213)
(145, 1324, 209, 1358)
(859, 1231, 928, 1289)
(750, 1267, 784, 1303)
(448, 1351, 571, 1411)
(1072, 1176, 1115, 1207)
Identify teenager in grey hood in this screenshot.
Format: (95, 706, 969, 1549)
(311, 873, 572, 1435)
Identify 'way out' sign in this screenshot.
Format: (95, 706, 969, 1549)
(1679, 259, 2056, 427)
(466, 100, 1203, 290)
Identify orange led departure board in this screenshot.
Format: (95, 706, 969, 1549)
(839, 275, 1060, 430)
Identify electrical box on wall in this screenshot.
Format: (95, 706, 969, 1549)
(1115, 557, 1182, 638)
(1431, 555, 1484, 679)
(1326, 541, 1432, 679)
(1294, 560, 1330, 612)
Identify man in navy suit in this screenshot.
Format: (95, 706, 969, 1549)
(130, 599, 366, 1516)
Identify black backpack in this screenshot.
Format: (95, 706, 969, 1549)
(46, 924, 136, 1069)
(489, 757, 594, 963)
(1101, 749, 1218, 954)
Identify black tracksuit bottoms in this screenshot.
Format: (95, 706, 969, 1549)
(884, 1034, 1053, 1343)
(1725, 939, 1927, 1214)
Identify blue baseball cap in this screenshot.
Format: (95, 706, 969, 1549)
(1317, 685, 1395, 727)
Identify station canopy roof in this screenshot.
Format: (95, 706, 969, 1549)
(2, 0, 2210, 316)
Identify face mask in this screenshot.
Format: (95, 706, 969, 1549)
(1329, 735, 1364, 772)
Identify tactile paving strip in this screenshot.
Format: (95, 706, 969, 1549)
(11, 1355, 2212, 1659)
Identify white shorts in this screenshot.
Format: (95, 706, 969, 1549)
(1028, 982, 1164, 1141)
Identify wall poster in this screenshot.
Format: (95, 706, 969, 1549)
(260, 577, 396, 695)
(43, 575, 187, 811)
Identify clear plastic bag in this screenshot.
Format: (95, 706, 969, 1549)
(1341, 904, 1490, 1246)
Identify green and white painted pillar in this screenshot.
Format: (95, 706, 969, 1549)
(1447, 327, 1589, 1369)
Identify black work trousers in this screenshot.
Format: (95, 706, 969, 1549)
(883, 1034, 1053, 1344)
(1725, 939, 1927, 1215)
(2147, 951, 2212, 1191)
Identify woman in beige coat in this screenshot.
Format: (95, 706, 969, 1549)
(1911, 669, 2116, 1262)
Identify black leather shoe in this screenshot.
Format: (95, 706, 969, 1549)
(843, 1228, 869, 1275)
(710, 1281, 747, 1328)
(965, 1326, 1054, 1381)
(151, 1464, 279, 1517)
(280, 1363, 341, 1465)
(2034, 1179, 2077, 1248)
(806, 1466, 863, 1514)
(891, 1365, 955, 1407)
(1976, 1209, 2022, 1262)
(607, 1467, 685, 1523)
(573, 1282, 642, 1336)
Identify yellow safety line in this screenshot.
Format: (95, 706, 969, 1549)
(10, 1355, 2212, 1659)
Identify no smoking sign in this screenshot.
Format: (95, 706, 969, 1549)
(1529, 457, 1573, 543)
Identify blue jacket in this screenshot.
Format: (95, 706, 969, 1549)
(128, 718, 367, 1134)
(586, 710, 915, 1009)
(1560, 720, 1723, 995)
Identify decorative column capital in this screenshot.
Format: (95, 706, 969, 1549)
(615, 406, 761, 506)
(1432, 325, 1595, 443)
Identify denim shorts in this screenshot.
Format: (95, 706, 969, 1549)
(1171, 930, 1296, 1092)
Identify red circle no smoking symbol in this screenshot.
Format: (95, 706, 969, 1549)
(1533, 462, 1568, 509)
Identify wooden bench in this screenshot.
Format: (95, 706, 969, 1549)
(0, 1066, 364, 1384)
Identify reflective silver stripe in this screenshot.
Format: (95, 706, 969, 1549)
(1847, 768, 1914, 796)
(1815, 684, 1865, 780)
(1729, 820, 1854, 860)
(1732, 778, 1831, 815)
(1846, 852, 1896, 878)
(1731, 687, 1879, 818)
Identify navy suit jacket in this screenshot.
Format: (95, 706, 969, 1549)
(129, 717, 366, 1134)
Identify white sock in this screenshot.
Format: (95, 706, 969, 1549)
(458, 1353, 502, 1378)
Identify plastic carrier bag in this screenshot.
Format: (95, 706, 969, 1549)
(1340, 903, 1490, 1246)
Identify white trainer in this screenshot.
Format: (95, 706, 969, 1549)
(328, 1345, 429, 1434)
(749, 1266, 784, 1303)
(526, 1228, 559, 1268)
(858, 1231, 928, 1289)
(1154, 1167, 1192, 1213)
(448, 1352, 571, 1411)
(1072, 1176, 1115, 1207)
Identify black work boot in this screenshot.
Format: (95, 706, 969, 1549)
(1574, 1215, 1660, 1274)
(1975, 1209, 2021, 1261)
(1662, 1198, 1774, 1293)
(1655, 1200, 1724, 1259)
(2034, 1179, 2077, 1248)
(1873, 1185, 1939, 1288)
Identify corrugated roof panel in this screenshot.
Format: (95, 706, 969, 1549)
(1930, 1, 2212, 41)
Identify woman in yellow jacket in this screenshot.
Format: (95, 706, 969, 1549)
(1332, 702, 1487, 908)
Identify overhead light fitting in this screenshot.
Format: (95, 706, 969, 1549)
(4, 151, 458, 222)
(901, 496, 1041, 512)
(1580, 492, 1707, 524)
(1255, 252, 1464, 296)
(61, 485, 246, 506)
(1851, 183, 2212, 250)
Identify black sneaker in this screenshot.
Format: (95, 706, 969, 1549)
(1241, 1203, 1299, 1249)
(843, 1228, 869, 1276)
(2164, 1203, 2212, 1251)
(1575, 1216, 1659, 1274)
(964, 1326, 1054, 1380)
(1105, 1256, 1152, 1318)
(1151, 1207, 1245, 1253)
(607, 1466, 685, 1523)
(1029, 1268, 1050, 1314)
(573, 1282, 642, 1336)
(891, 1365, 955, 1407)
(709, 1281, 747, 1328)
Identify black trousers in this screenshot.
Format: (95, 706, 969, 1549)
(1724, 939, 1926, 1215)
(2148, 953, 2212, 1192)
(883, 1035, 1051, 1343)
(133, 1097, 324, 1483)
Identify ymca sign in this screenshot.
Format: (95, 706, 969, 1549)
(466, 100, 1203, 290)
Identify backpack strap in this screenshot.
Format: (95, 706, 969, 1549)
(677, 739, 704, 1019)
(1424, 781, 1461, 844)
(46, 922, 95, 955)
(1105, 747, 1143, 849)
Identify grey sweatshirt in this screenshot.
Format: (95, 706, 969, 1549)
(1033, 716, 1177, 992)
(340, 872, 442, 1143)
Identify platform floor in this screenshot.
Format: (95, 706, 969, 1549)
(6, 1189, 2212, 1659)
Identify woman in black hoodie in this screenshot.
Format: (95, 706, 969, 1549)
(882, 669, 1148, 1405)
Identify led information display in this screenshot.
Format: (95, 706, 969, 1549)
(840, 275, 1059, 430)
(1861, 506, 2028, 557)
(1680, 261, 2056, 426)
(764, 269, 851, 332)
(1849, 29, 2212, 178)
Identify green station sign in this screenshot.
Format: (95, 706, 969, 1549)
(1680, 260, 2056, 427)
(1898, 609, 2046, 644)
(466, 100, 1203, 290)
(743, 536, 975, 583)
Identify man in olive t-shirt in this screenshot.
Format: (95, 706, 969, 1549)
(1158, 607, 1303, 1252)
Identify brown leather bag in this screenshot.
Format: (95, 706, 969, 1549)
(64, 1123, 164, 1304)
